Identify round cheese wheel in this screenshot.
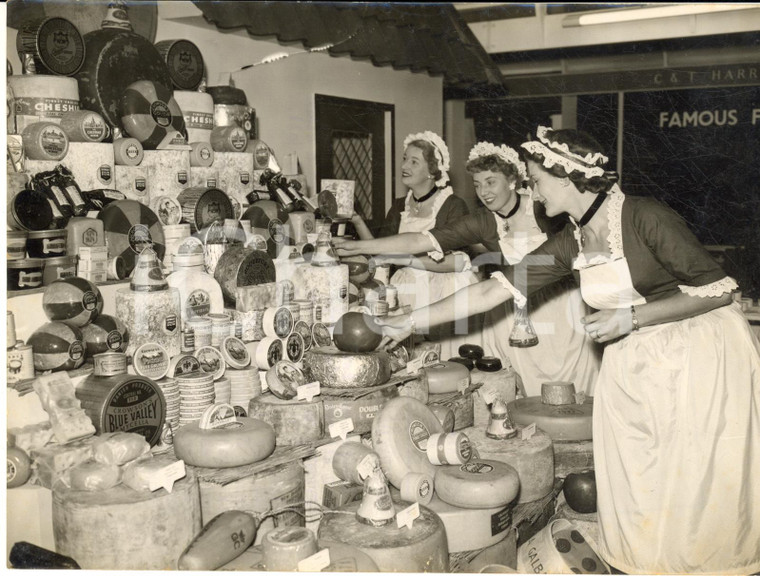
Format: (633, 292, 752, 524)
(189, 141, 214, 167)
(317, 499, 448, 573)
(42, 277, 103, 327)
(22, 122, 69, 160)
(508, 396, 593, 442)
(60, 110, 109, 143)
(262, 527, 318, 572)
(400, 472, 434, 505)
(113, 137, 145, 166)
(173, 416, 275, 468)
(434, 459, 520, 509)
(464, 424, 555, 504)
(541, 381, 576, 406)
(248, 393, 324, 446)
(425, 495, 512, 554)
(370, 396, 443, 488)
(120, 79, 187, 150)
(423, 361, 470, 394)
(303, 346, 391, 390)
(7, 447, 32, 488)
(333, 442, 381, 485)
(458, 343, 484, 360)
(98, 199, 165, 275)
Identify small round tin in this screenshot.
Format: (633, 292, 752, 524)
(93, 351, 128, 376)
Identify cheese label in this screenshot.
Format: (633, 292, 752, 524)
(297, 381, 321, 402)
(357, 454, 377, 480)
(461, 461, 494, 474)
(298, 548, 331, 572)
(148, 459, 186, 493)
(396, 502, 420, 530)
(490, 506, 512, 537)
(329, 418, 354, 440)
(457, 377, 470, 395)
(521, 422, 537, 441)
(408, 420, 431, 452)
(259, 370, 269, 392)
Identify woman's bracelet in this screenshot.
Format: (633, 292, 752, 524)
(630, 305, 640, 331)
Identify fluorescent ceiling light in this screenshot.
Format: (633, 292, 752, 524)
(563, 4, 759, 27)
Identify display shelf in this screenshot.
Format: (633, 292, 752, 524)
(8, 278, 129, 299)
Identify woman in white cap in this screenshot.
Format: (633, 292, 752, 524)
(348, 131, 480, 360)
(372, 126, 760, 575)
(337, 141, 602, 396)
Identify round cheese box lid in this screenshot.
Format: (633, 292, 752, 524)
(133, 342, 170, 380)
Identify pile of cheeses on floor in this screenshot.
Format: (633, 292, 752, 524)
(8, 251, 604, 573)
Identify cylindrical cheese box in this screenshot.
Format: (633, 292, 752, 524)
(75, 373, 167, 446)
(174, 91, 214, 143)
(53, 470, 201, 570)
(7, 74, 80, 134)
(198, 461, 305, 546)
(177, 187, 234, 232)
(156, 40, 205, 91)
(113, 137, 145, 166)
(6, 229, 28, 259)
(214, 246, 275, 306)
(210, 125, 248, 153)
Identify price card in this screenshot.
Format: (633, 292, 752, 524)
(406, 357, 424, 375)
(479, 384, 498, 405)
(396, 502, 420, 530)
(457, 378, 470, 395)
(521, 422, 537, 441)
(297, 381, 321, 402)
(357, 454, 377, 480)
(329, 418, 354, 440)
(298, 548, 331, 572)
(259, 370, 269, 393)
(148, 460, 186, 493)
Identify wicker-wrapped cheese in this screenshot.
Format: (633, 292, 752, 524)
(303, 347, 391, 389)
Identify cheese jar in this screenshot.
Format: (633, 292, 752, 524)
(167, 250, 225, 324)
(27, 229, 67, 258)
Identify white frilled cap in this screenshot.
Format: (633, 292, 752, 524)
(403, 130, 450, 188)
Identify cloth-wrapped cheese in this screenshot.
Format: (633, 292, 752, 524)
(68, 460, 122, 491)
(93, 432, 151, 466)
(31, 437, 98, 489)
(121, 455, 167, 492)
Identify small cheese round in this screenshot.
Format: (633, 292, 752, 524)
(262, 527, 318, 572)
(434, 459, 520, 509)
(173, 417, 275, 468)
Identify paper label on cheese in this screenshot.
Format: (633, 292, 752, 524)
(409, 420, 431, 452)
(457, 378, 469, 395)
(298, 548, 331, 572)
(521, 422, 537, 441)
(329, 418, 354, 440)
(490, 506, 512, 537)
(148, 459, 186, 493)
(397, 502, 420, 530)
(259, 370, 269, 392)
(297, 381, 321, 402)
(357, 454, 377, 480)
(406, 357, 424, 374)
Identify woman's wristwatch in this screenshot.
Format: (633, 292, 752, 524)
(630, 305, 640, 331)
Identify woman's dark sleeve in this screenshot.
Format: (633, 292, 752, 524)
(376, 198, 405, 238)
(428, 210, 491, 253)
(495, 225, 577, 299)
(631, 198, 727, 286)
(435, 195, 469, 227)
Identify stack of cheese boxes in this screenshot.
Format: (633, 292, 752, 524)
(76, 246, 108, 284)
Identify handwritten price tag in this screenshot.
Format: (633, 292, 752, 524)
(396, 502, 420, 530)
(521, 422, 537, 441)
(148, 460, 186, 493)
(298, 548, 331, 572)
(457, 378, 470, 395)
(406, 357, 424, 374)
(259, 370, 269, 393)
(297, 381, 321, 402)
(357, 454, 377, 480)
(329, 418, 355, 440)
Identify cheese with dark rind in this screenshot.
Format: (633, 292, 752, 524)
(508, 396, 593, 442)
(317, 499, 448, 573)
(303, 346, 391, 389)
(248, 393, 324, 446)
(434, 459, 520, 509)
(178, 511, 257, 571)
(173, 417, 275, 468)
(463, 424, 554, 504)
(371, 397, 443, 488)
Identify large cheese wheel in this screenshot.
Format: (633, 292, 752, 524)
(422, 361, 470, 394)
(248, 393, 324, 446)
(508, 396, 593, 442)
(425, 495, 512, 554)
(262, 527, 318, 571)
(371, 397, 443, 488)
(52, 470, 201, 569)
(434, 459, 520, 509)
(42, 277, 103, 327)
(121, 79, 186, 149)
(221, 540, 379, 572)
(173, 417, 275, 468)
(303, 347, 391, 390)
(28, 321, 85, 372)
(21, 122, 69, 160)
(464, 424, 554, 504)
(98, 200, 165, 275)
(241, 200, 289, 258)
(317, 500, 448, 573)
(75, 28, 172, 131)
